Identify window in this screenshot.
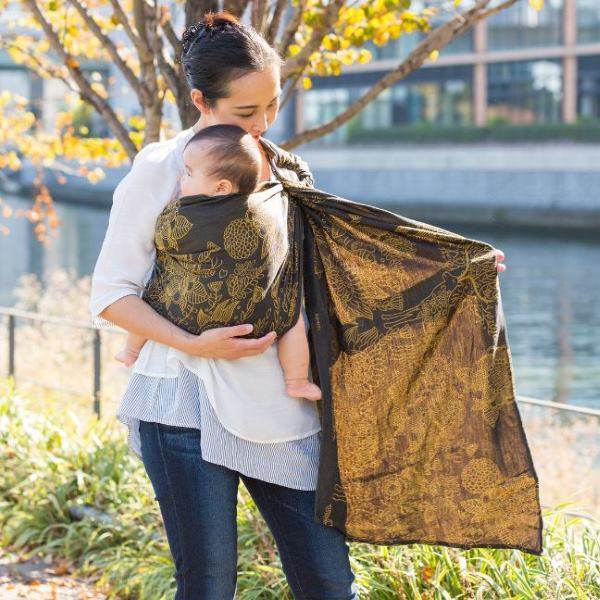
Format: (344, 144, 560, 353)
(366, 26, 473, 62)
(0, 69, 31, 99)
(578, 56, 600, 120)
(488, 0, 563, 50)
(487, 60, 563, 124)
(308, 66, 473, 133)
(577, 0, 600, 44)
(302, 88, 351, 143)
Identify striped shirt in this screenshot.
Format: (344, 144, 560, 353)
(118, 360, 321, 491)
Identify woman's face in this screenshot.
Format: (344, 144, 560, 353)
(190, 62, 282, 142)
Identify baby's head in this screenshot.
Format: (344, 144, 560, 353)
(180, 124, 262, 198)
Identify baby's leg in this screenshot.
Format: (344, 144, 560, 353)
(277, 311, 322, 401)
(115, 332, 148, 368)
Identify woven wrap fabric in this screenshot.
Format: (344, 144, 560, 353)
(142, 136, 543, 555)
(142, 180, 303, 338)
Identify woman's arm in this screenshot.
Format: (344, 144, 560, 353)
(101, 295, 276, 359)
(90, 143, 277, 359)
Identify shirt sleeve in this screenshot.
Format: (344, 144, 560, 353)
(88, 143, 173, 329)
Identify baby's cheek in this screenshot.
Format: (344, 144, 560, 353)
(178, 179, 188, 197)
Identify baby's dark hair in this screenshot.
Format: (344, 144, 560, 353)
(184, 124, 262, 196)
(180, 10, 284, 109)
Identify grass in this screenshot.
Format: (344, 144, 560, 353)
(0, 377, 599, 599)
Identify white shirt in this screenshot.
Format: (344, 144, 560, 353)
(89, 126, 322, 443)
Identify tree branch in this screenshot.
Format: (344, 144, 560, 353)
(0, 38, 78, 95)
(108, 0, 146, 57)
(160, 15, 181, 56)
(276, 0, 306, 61)
(265, 0, 288, 46)
(223, 0, 251, 20)
(280, 0, 505, 150)
(21, 0, 137, 158)
(251, 0, 270, 35)
(280, 70, 303, 112)
(67, 0, 152, 106)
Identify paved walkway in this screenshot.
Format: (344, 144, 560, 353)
(0, 549, 107, 599)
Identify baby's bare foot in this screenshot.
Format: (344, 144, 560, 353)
(285, 378, 322, 401)
(114, 348, 140, 368)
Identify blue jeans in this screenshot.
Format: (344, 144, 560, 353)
(139, 420, 359, 599)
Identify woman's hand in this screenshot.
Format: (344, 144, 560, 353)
(183, 324, 277, 359)
(494, 248, 506, 273)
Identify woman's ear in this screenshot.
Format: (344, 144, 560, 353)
(190, 88, 209, 113)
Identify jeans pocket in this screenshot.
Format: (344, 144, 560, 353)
(158, 423, 202, 454)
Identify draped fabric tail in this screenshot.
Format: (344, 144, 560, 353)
(289, 181, 543, 555)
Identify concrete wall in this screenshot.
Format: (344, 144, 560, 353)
(298, 143, 600, 229)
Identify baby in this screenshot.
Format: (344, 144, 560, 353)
(115, 124, 322, 402)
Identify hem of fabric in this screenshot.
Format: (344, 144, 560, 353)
(119, 406, 322, 446)
(214, 424, 323, 445)
(129, 368, 179, 378)
(162, 354, 323, 444)
(116, 413, 321, 491)
(90, 290, 141, 329)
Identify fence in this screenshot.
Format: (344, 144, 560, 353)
(2, 305, 600, 420)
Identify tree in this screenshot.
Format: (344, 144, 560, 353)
(0, 0, 542, 240)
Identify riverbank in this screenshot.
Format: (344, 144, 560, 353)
(5, 141, 600, 230)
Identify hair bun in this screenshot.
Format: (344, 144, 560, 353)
(181, 11, 240, 54)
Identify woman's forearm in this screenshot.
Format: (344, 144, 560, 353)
(100, 294, 194, 353)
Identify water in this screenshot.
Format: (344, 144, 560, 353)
(1, 194, 599, 409)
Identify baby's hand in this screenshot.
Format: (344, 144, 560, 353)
(115, 347, 140, 368)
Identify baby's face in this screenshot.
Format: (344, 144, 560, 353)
(180, 142, 234, 198)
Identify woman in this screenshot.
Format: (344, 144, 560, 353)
(89, 11, 507, 599)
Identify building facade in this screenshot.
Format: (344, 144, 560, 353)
(298, 0, 600, 144)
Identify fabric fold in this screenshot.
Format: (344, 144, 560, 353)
(137, 134, 543, 555)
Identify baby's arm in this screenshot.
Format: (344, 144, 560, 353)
(115, 332, 148, 367)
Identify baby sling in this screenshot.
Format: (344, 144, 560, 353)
(141, 137, 543, 555)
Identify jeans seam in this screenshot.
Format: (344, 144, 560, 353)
(155, 422, 188, 599)
(251, 483, 308, 600)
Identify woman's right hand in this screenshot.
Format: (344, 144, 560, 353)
(183, 324, 278, 359)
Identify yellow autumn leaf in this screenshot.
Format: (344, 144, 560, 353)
(164, 89, 176, 105)
(529, 0, 544, 9)
(429, 50, 439, 62)
(323, 35, 335, 51)
(302, 76, 312, 90)
(128, 115, 145, 130)
(357, 49, 372, 64)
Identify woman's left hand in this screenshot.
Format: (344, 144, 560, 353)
(494, 248, 506, 273)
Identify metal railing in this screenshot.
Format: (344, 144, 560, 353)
(2, 305, 600, 420)
(1, 306, 123, 419)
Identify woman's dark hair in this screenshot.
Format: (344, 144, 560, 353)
(180, 10, 284, 109)
(184, 124, 262, 196)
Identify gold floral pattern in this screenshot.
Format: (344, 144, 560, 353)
(139, 136, 543, 556)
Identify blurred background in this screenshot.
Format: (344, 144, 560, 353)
(0, 0, 598, 537)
